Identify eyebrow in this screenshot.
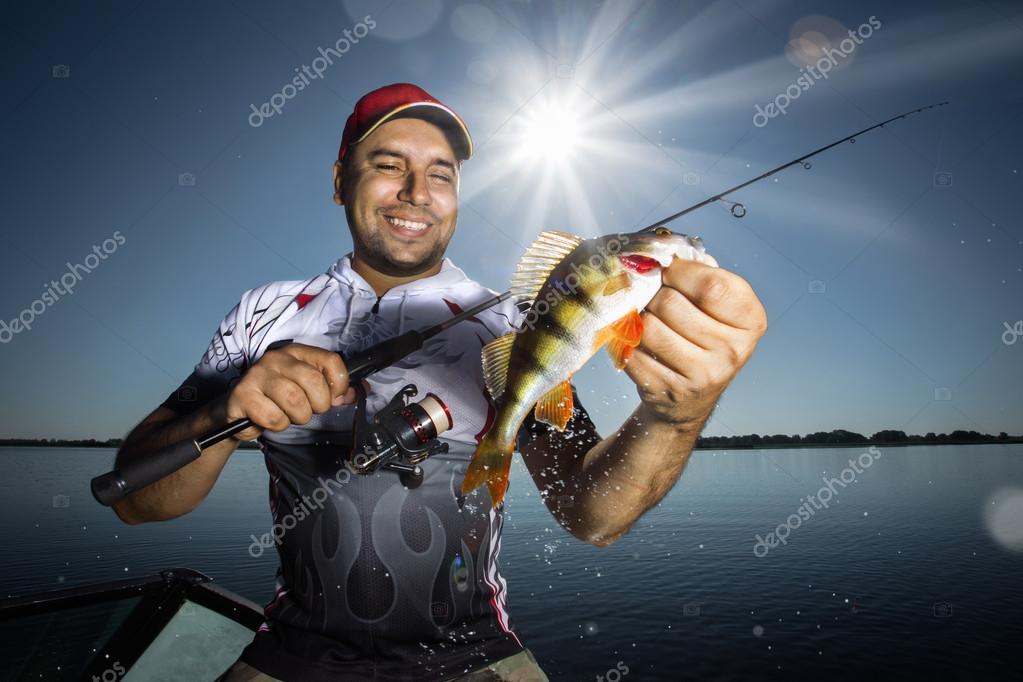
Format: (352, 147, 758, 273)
(366, 148, 457, 173)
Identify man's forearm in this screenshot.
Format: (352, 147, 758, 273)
(113, 396, 240, 524)
(567, 398, 715, 546)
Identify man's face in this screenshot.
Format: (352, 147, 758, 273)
(340, 117, 460, 277)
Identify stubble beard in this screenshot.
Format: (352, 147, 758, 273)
(348, 207, 450, 277)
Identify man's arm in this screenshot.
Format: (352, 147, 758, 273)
(521, 258, 766, 546)
(112, 397, 240, 525)
(519, 395, 713, 547)
(112, 344, 354, 525)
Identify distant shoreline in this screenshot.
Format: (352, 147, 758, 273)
(1, 433, 1020, 451)
(693, 439, 1023, 450)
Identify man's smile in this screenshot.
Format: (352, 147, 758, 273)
(382, 212, 434, 237)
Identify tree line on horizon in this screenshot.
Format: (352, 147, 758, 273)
(694, 428, 1021, 448)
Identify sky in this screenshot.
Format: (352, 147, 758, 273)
(0, 0, 1020, 440)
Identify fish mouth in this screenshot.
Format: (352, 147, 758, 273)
(381, 213, 434, 237)
(618, 254, 664, 273)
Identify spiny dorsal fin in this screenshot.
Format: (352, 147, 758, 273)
(534, 380, 574, 431)
(509, 230, 584, 303)
(481, 332, 516, 400)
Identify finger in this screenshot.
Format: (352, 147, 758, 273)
(332, 386, 357, 406)
(634, 312, 709, 380)
(281, 344, 350, 399)
(263, 377, 314, 426)
(241, 391, 291, 434)
(278, 356, 334, 413)
(621, 345, 687, 401)
(662, 259, 767, 332)
(643, 285, 743, 352)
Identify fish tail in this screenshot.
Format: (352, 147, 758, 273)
(461, 429, 514, 506)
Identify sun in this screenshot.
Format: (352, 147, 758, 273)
(518, 99, 583, 163)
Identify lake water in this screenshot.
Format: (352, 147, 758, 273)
(2, 445, 1022, 680)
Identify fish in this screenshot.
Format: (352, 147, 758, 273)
(461, 228, 717, 506)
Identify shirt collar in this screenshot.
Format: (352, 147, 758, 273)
(326, 253, 470, 297)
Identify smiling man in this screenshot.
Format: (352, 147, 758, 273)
(110, 83, 766, 681)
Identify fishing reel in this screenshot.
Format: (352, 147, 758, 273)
(347, 383, 453, 489)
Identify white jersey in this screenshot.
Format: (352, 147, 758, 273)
(163, 254, 579, 681)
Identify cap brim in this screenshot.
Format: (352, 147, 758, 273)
(355, 102, 473, 161)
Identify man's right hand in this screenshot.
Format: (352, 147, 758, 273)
(226, 343, 357, 441)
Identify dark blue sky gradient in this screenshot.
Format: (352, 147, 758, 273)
(0, 1, 1020, 439)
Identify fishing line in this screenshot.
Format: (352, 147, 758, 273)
(638, 101, 949, 232)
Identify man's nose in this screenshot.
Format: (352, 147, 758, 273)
(397, 169, 431, 206)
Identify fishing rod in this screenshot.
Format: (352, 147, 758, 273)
(91, 101, 945, 506)
(638, 101, 948, 231)
(91, 291, 511, 506)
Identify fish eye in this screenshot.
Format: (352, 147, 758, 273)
(654, 227, 672, 236)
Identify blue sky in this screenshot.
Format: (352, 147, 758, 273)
(0, 0, 1020, 440)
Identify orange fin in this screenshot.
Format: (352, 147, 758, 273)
(594, 309, 644, 369)
(461, 431, 514, 506)
(534, 380, 574, 431)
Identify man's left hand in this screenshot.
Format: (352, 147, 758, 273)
(623, 258, 768, 426)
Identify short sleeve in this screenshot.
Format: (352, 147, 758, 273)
(160, 299, 250, 415)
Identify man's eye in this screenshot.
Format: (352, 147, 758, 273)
(431, 174, 452, 183)
(376, 164, 400, 171)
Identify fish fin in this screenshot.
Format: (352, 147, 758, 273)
(534, 380, 574, 431)
(481, 333, 516, 400)
(594, 309, 645, 369)
(510, 231, 584, 303)
(461, 430, 514, 506)
(602, 271, 632, 296)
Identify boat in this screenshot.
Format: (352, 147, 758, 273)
(0, 568, 262, 681)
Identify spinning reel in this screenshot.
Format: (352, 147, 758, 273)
(347, 383, 453, 489)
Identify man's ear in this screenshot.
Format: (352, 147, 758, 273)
(332, 160, 344, 206)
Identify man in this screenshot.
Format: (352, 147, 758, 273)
(111, 83, 766, 681)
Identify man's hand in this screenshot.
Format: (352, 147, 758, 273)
(624, 258, 768, 426)
(226, 343, 357, 440)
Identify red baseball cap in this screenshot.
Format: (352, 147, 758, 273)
(337, 83, 473, 164)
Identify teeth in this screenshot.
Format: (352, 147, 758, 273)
(386, 216, 429, 231)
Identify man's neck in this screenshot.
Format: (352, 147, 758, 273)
(351, 254, 443, 297)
